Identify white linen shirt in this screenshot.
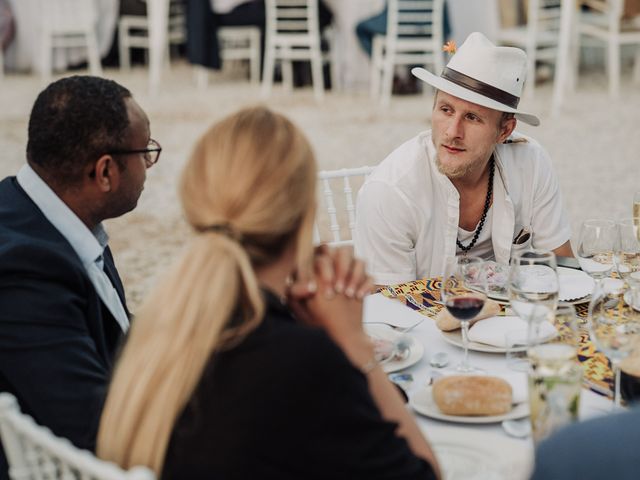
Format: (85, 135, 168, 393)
(354, 130, 571, 285)
(16, 164, 130, 333)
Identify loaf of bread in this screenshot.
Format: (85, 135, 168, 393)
(432, 375, 512, 416)
(435, 299, 501, 331)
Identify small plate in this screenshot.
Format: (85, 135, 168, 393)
(425, 426, 533, 479)
(410, 387, 529, 424)
(364, 324, 425, 373)
(439, 329, 526, 354)
(476, 267, 592, 305)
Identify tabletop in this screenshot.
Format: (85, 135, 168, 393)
(363, 289, 614, 479)
(379, 276, 614, 396)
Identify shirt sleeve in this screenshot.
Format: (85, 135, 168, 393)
(529, 146, 572, 251)
(355, 180, 420, 285)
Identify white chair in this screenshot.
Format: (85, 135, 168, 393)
(314, 166, 374, 247)
(40, 0, 102, 82)
(262, 0, 328, 102)
(573, 0, 640, 97)
(495, 0, 562, 98)
(370, 0, 445, 107)
(119, 0, 186, 70)
(196, 26, 262, 88)
(0, 393, 155, 480)
(219, 26, 262, 83)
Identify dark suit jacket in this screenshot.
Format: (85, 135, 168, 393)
(0, 177, 128, 479)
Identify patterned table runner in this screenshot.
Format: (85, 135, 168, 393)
(380, 278, 612, 397)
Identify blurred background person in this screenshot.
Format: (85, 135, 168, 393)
(97, 106, 440, 480)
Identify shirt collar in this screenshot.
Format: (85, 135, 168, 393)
(16, 164, 108, 265)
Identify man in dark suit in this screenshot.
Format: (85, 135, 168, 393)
(0, 76, 159, 478)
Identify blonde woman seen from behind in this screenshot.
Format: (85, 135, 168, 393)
(97, 106, 440, 480)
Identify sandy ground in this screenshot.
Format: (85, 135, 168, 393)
(1, 60, 639, 309)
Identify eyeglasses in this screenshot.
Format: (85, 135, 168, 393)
(108, 139, 162, 168)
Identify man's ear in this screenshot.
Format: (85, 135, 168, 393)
(497, 117, 517, 143)
(88, 155, 120, 193)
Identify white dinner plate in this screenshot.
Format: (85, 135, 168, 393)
(364, 324, 425, 373)
(479, 267, 593, 304)
(410, 387, 530, 424)
(424, 426, 533, 480)
(439, 329, 526, 354)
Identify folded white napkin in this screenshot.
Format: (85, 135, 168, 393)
(558, 270, 595, 301)
(496, 372, 528, 404)
(467, 316, 557, 348)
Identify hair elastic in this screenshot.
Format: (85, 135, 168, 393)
(201, 223, 243, 242)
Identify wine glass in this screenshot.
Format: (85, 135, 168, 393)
(615, 218, 640, 294)
(441, 256, 486, 373)
(576, 219, 617, 282)
(508, 250, 559, 340)
(588, 279, 640, 409)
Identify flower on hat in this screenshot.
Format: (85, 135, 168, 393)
(442, 40, 457, 54)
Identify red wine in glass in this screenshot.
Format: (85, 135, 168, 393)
(445, 296, 485, 320)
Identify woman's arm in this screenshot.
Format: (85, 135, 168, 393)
(289, 253, 440, 478)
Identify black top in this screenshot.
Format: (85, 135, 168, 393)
(162, 292, 435, 480)
(0, 177, 128, 479)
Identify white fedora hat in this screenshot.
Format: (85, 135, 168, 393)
(412, 32, 540, 126)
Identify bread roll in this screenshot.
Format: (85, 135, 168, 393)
(435, 299, 501, 331)
(432, 375, 512, 416)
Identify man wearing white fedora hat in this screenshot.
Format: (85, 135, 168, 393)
(355, 32, 572, 285)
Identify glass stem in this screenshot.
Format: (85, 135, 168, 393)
(612, 359, 622, 410)
(461, 320, 470, 370)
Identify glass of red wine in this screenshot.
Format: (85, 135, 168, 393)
(441, 256, 486, 373)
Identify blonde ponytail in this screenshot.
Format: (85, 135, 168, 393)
(97, 106, 316, 475)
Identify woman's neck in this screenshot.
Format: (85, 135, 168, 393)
(255, 249, 296, 298)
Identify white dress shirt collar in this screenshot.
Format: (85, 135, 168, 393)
(16, 164, 108, 264)
(16, 164, 129, 332)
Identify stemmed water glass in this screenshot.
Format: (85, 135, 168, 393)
(576, 219, 617, 282)
(615, 218, 640, 293)
(441, 256, 486, 374)
(508, 250, 559, 342)
(588, 279, 640, 410)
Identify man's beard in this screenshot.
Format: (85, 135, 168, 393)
(435, 155, 474, 179)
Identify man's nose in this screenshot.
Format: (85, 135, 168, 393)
(445, 115, 463, 140)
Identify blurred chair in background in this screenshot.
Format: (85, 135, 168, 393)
(119, 0, 186, 70)
(261, 0, 334, 101)
(495, 0, 562, 99)
(369, 0, 446, 106)
(573, 0, 640, 97)
(40, 0, 103, 82)
(188, 0, 266, 85)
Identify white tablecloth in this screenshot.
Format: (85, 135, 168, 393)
(363, 293, 613, 479)
(4, 0, 118, 72)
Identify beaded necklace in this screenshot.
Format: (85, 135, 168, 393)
(456, 156, 495, 254)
